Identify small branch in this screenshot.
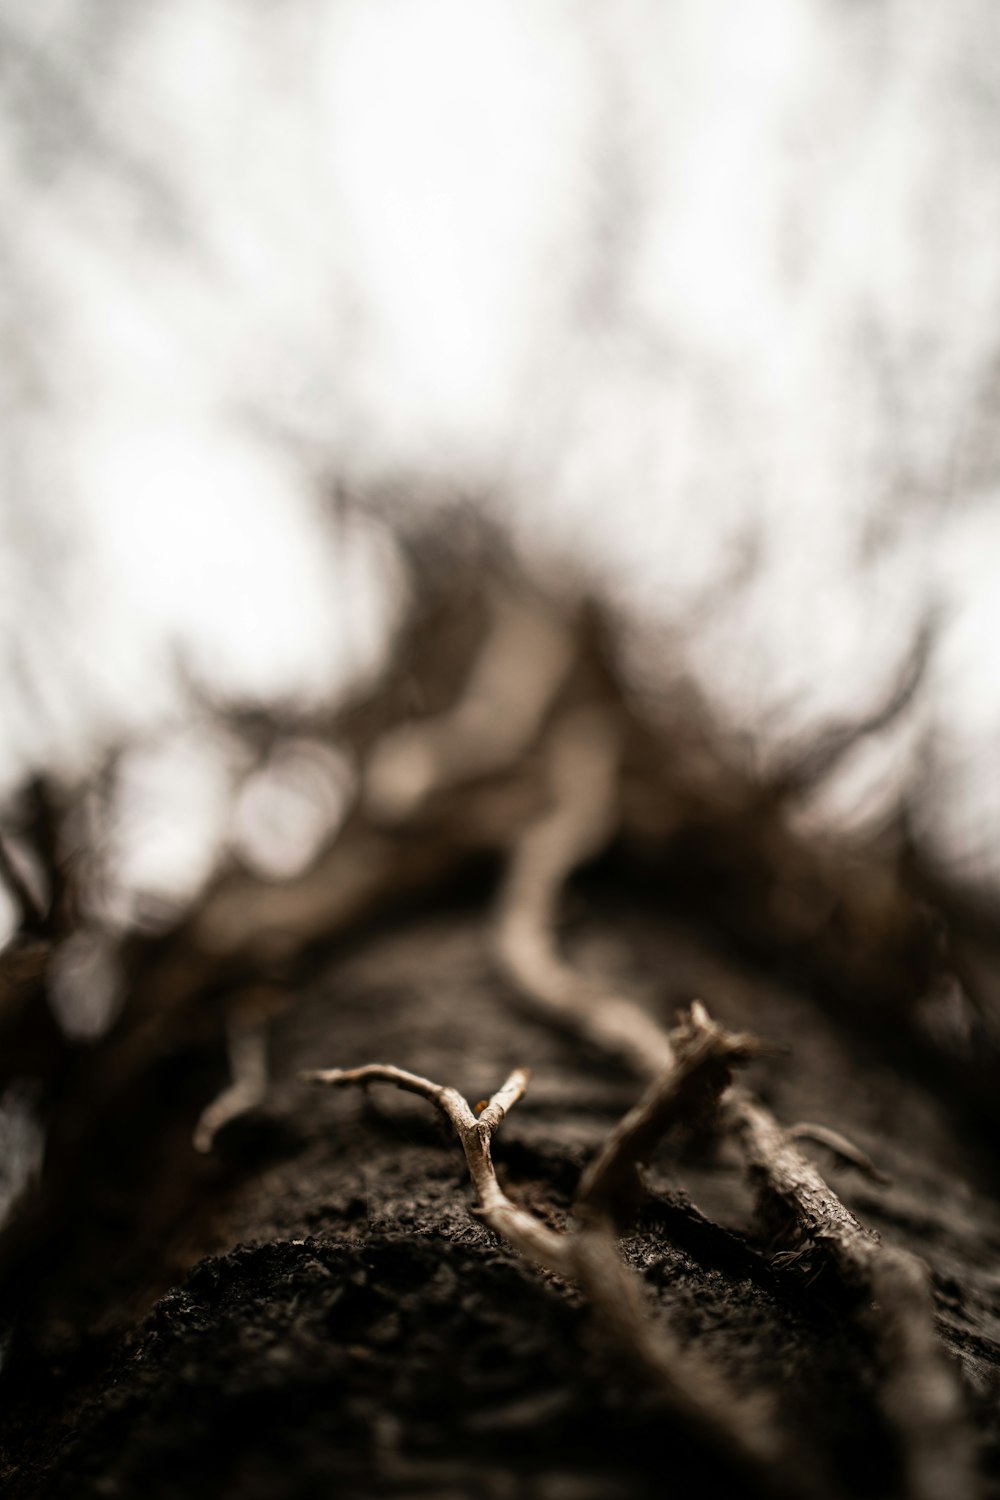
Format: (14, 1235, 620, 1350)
(194, 1018, 270, 1153)
(304, 1054, 780, 1472)
(724, 1089, 883, 1281)
(569, 1005, 780, 1469)
(364, 592, 574, 824)
(303, 1063, 569, 1272)
(494, 708, 675, 1077)
(724, 1090, 974, 1500)
(788, 1122, 891, 1185)
(577, 1002, 761, 1227)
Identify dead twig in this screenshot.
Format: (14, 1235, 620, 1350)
(364, 592, 574, 824)
(304, 1018, 781, 1475)
(494, 707, 675, 1076)
(788, 1122, 891, 1185)
(725, 1091, 973, 1500)
(194, 1015, 270, 1153)
(577, 1001, 762, 1227)
(302, 1062, 566, 1270)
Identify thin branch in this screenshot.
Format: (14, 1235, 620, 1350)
(303, 1047, 780, 1473)
(194, 1017, 270, 1154)
(364, 592, 574, 824)
(724, 1091, 973, 1500)
(788, 1122, 891, 1185)
(494, 707, 675, 1076)
(577, 1002, 761, 1227)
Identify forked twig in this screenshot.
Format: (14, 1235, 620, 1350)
(302, 1062, 566, 1271)
(304, 1015, 781, 1475)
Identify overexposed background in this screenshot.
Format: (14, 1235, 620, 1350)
(3, 0, 1000, 931)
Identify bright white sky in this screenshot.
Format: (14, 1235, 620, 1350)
(2, 0, 1000, 923)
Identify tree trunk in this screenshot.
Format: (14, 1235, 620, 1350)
(2, 852, 999, 1500)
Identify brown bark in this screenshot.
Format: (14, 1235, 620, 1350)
(1, 593, 998, 1500)
(2, 867, 999, 1500)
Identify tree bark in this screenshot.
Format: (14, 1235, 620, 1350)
(2, 861, 999, 1500)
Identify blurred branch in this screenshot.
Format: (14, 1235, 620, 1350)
(769, 614, 936, 804)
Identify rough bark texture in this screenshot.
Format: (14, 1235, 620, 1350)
(2, 866, 999, 1500)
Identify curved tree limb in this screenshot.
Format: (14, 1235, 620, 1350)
(494, 707, 675, 1076)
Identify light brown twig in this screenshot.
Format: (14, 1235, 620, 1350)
(304, 1028, 780, 1472)
(365, 593, 574, 824)
(494, 707, 675, 1076)
(577, 1001, 761, 1226)
(725, 1091, 973, 1500)
(302, 1062, 568, 1271)
(194, 1017, 270, 1153)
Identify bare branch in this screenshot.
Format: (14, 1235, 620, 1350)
(365, 592, 574, 824)
(304, 1056, 780, 1471)
(578, 1002, 761, 1226)
(724, 1090, 974, 1500)
(194, 1018, 270, 1154)
(494, 708, 675, 1076)
(788, 1122, 891, 1185)
(302, 1062, 568, 1272)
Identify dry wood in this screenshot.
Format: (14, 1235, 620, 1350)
(193, 1015, 270, 1153)
(494, 707, 675, 1076)
(727, 1090, 973, 1500)
(490, 709, 976, 1500)
(304, 1013, 782, 1476)
(364, 592, 574, 824)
